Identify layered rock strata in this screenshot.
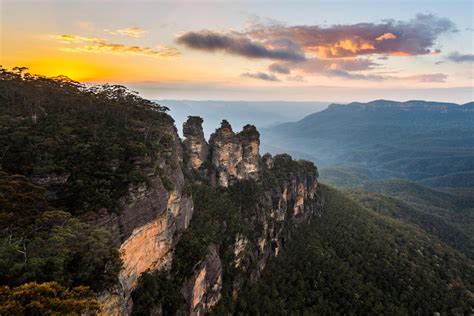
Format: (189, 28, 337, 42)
(186, 118, 261, 187)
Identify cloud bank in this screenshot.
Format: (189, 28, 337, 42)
(246, 14, 454, 58)
(176, 14, 455, 82)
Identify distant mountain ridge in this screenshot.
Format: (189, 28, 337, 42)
(157, 100, 329, 137)
(327, 99, 474, 111)
(261, 99, 474, 187)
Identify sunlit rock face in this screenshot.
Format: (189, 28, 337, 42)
(207, 120, 261, 187)
(238, 124, 260, 180)
(209, 120, 243, 187)
(91, 127, 194, 315)
(183, 116, 209, 170)
(181, 245, 223, 316)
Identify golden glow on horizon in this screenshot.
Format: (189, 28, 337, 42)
(0, 1, 470, 93)
(21, 57, 120, 82)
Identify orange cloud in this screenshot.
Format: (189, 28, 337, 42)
(376, 33, 397, 41)
(53, 34, 101, 43)
(54, 34, 180, 58)
(245, 14, 455, 58)
(105, 27, 146, 38)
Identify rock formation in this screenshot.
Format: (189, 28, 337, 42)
(238, 124, 260, 180)
(94, 117, 317, 315)
(186, 119, 261, 187)
(183, 116, 209, 170)
(179, 153, 320, 315)
(208, 120, 244, 187)
(181, 245, 223, 315)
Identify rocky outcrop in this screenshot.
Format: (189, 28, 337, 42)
(208, 120, 243, 187)
(95, 117, 317, 315)
(234, 153, 319, 286)
(238, 124, 260, 180)
(183, 116, 209, 170)
(181, 245, 223, 316)
(179, 153, 320, 313)
(185, 119, 261, 187)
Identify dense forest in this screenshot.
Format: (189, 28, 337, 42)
(234, 185, 474, 315)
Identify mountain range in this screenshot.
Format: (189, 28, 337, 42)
(261, 99, 474, 188)
(158, 100, 329, 137)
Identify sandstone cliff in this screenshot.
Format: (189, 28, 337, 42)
(170, 119, 320, 314)
(181, 117, 262, 187)
(84, 121, 194, 315)
(177, 153, 320, 315)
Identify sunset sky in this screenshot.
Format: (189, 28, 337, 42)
(1, 0, 473, 102)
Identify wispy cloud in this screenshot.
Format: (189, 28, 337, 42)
(54, 34, 180, 58)
(105, 27, 147, 38)
(241, 72, 280, 81)
(325, 70, 447, 82)
(287, 75, 305, 82)
(54, 34, 100, 43)
(176, 31, 305, 61)
(268, 63, 291, 74)
(405, 73, 447, 82)
(447, 52, 474, 63)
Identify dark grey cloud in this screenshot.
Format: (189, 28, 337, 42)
(241, 72, 280, 81)
(447, 52, 474, 63)
(269, 63, 291, 74)
(176, 31, 305, 61)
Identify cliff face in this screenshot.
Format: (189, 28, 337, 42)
(86, 124, 193, 315)
(96, 117, 318, 315)
(177, 119, 320, 314)
(178, 154, 320, 315)
(181, 245, 223, 315)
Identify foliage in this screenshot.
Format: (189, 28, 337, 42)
(0, 171, 47, 235)
(131, 272, 182, 316)
(234, 184, 474, 315)
(0, 171, 122, 293)
(0, 67, 173, 214)
(0, 281, 99, 315)
(349, 178, 474, 258)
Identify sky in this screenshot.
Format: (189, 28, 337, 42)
(1, 0, 473, 103)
